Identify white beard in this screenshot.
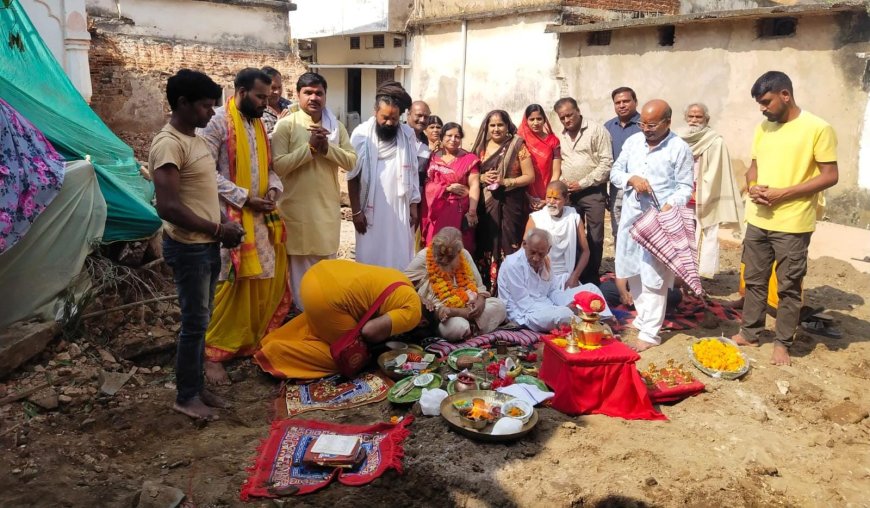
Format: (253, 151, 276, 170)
(687, 124, 706, 134)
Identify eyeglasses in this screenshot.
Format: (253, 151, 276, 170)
(639, 120, 668, 129)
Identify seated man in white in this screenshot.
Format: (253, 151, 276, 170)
(404, 227, 506, 341)
(525, 180, 590, 287)
(498, 228, 611, 332)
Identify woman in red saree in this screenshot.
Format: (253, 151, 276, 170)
(420, 122, 480, 252)
(517, 104, 561, 211)
(472, 110, 535, 294)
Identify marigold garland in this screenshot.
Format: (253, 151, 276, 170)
(426, 247, 478, 308)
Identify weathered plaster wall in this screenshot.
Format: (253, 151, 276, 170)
(413, 0, 557, 18)
(87, 0, 289, 48)
(86, 0, 303, 159)
(409, 12, 562, 144)
(557, 13, 870, 205)
(413, 0, 678, 18)
(679, 0, 824, 14)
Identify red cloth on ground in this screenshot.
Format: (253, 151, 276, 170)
(539, 338, 667, 420)
(240, 416, 413, 498)
(646, 379, 705, 404)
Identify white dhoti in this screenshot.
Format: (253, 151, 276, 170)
(696, 220, 719, 279)
(439, 297, 507, 342)
(524, 281, 610, 333)
(354, 156, 416, 270)
(627, 267, 675, 345)
(288, 254, 335, 311)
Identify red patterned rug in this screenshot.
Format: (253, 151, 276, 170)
(600, 274, 742, 334)
(240, 416, 413, 499)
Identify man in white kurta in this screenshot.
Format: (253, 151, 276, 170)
(498, 229, 610, 332)
(610, 100, 694, 350)
(348, 88, 425, 270)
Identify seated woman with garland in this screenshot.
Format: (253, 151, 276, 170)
(404, 227, 506, 342)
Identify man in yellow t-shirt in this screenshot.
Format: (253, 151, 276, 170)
(150, 69, 244, 421)
(732, 71, 838, 367)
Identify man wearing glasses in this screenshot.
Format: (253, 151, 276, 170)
(609, 99, 694, 351)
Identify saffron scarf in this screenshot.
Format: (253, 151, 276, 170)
(225, 96, 284, 279)
(518, 115, 560, 199)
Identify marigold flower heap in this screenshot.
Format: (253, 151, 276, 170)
(426, 247, 477, 308)
(692, 338, 745, 372)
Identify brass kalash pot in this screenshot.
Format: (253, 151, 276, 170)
(566, 292, 613, 352)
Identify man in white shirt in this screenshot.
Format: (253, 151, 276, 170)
(498, 228, 610, 332)
(610, 99, 693, 351)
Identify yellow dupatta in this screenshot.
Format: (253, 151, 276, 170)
(225, 96, 284, 279)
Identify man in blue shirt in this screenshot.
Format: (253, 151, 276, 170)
(610, 99, 693, 351)
(604, 87, 641, 242)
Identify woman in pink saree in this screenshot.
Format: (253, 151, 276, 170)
(420, 122, 481, 252)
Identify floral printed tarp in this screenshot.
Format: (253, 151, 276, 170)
(0, 98, 64, 254)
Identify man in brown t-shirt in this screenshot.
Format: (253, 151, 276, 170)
(149, 69, 244, 421)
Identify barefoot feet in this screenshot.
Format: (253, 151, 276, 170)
(200, 388, 230, 409)
(173, 396, 218, 421)
(731, 333, 759, 347)
(770, 343, 791, 366)
(631, 340, 658, 352)
(205, 360, 231, 386)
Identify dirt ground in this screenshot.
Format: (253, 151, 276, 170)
(1, 221, 869, 508)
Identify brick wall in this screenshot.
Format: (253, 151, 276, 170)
(88, 22, 307, 160)
(563, 0, 680, 15)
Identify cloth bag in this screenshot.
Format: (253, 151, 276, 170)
(330, 281, 409, 378)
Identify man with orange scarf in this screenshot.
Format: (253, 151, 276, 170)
(553, 97, 613, 285)
(198, 68, 292, 385)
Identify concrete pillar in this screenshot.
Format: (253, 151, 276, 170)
(62, 0, 92, 103)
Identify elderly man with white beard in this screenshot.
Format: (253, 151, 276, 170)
(678, 103, 744, 278)
(524, 181, 591, 286)
(498, 228, 610, 333)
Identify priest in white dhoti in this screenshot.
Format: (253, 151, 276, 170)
(498, 228, 611, 332)
(348, 81, 426, 270)
(525, 181, 590, 286)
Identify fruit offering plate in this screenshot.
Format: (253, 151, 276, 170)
(440, 390, 539, 442)
(378, 350, 436, 380)
(387, 374, 443, 404)
(688, 337, 750, 380)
